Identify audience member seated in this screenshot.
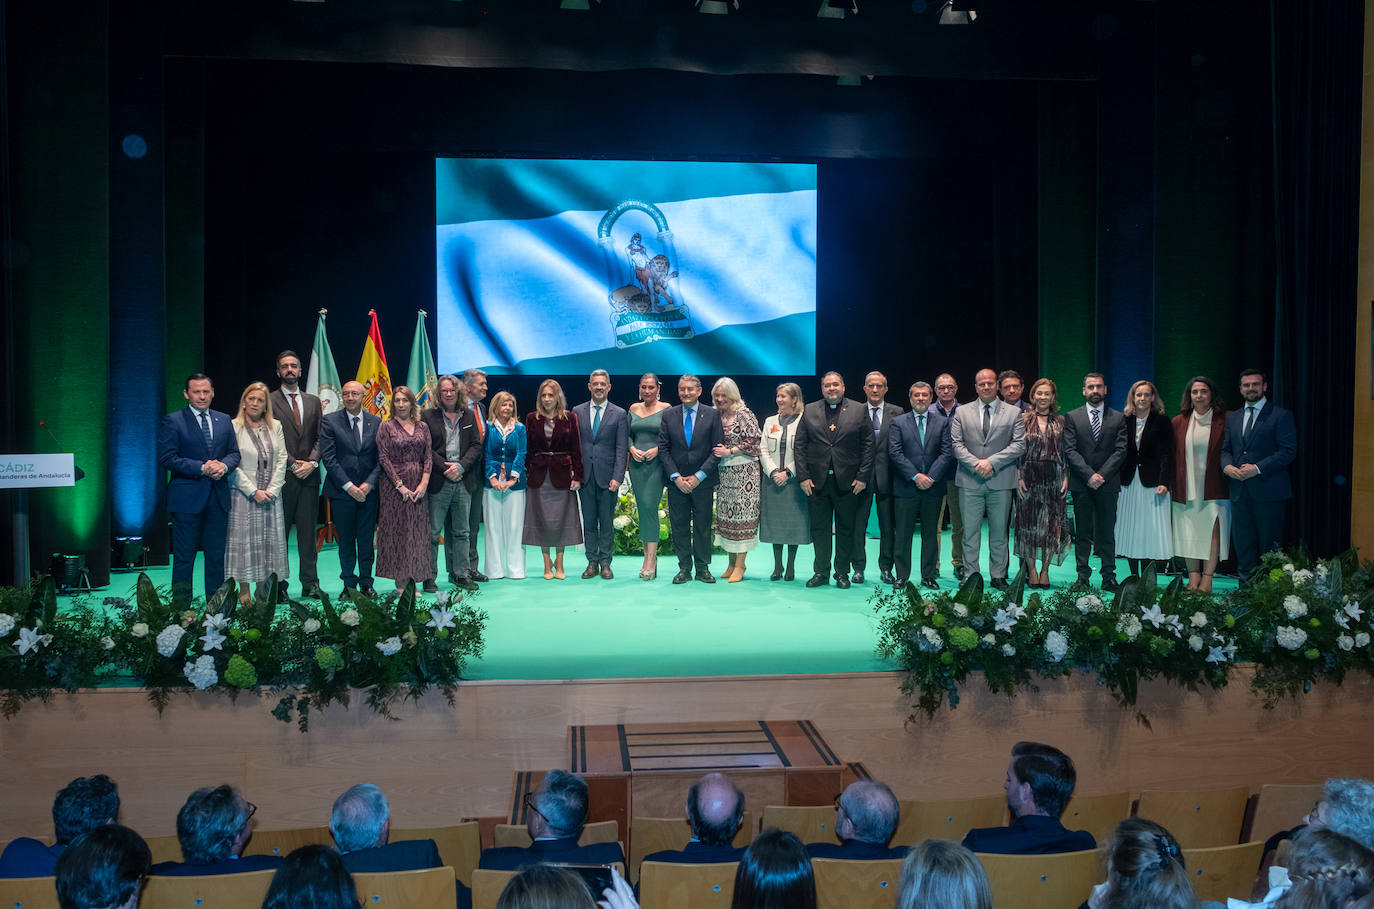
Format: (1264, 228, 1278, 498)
(896, 839, 991, 909)
(1088, 818, 1197, 909)
(262, 844, 361, 909)
(806, 780, 908, 860)
(53, 824, 151, 909)
(150, 785, 283, 876)
(731, 828, 817, 909)
(330, 783, 440, 873)
(1269, 828, 1374, 909)
(478, 770, 626, 870)
(962, 741, 1095, 855)
(1, 774, 121, 878)
(644, 773, 748, 864)
(495, 863, 640, 909)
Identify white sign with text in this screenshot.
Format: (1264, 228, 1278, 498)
(0, 454, 76, 489)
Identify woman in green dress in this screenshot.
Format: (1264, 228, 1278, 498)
(627, 373, 672, 580)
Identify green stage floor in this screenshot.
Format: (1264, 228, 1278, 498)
(70, 529, 1235, 681)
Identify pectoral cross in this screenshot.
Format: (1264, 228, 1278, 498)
(829, 422, 836, 432)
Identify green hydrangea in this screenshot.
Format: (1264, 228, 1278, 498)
(1270, 568, 1285, 581)
(931, 614, 947, 628)
(1086, 625, 1104, 640)
(1304, 648, 1320, 661)
(315, 646, 343, 671)
(1149, 637, 1175, 657)
(224, 654, 258, 688)
(940, 652, 955, 666)
(1309, 618, 1321, 628)
(1224, 614, 1236, 628)
(948, 626, 979, 652)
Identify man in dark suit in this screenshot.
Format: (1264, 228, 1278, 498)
(807, 781, 909, 861)
(157, 373, 241, 600)
(643, 773, 747, 865)
(962, 742, 1096, 855)
(461, 369, 489, 581)
(0, 774, 121, 878)
(852, 371, 905, 586)
(1221, 368, 1298, 581)
(933, 374, 966, 580)
(1063, 372, 1128, 591)
(150, 785, 282, 876)
(657, 374, 725, 584)
(795, 372, 875, 589)
(320, 380, 381, 597)
(422, 374, 482, 593)
(888, 382, 954, 590)
(478, 770, 626, 870)
(330, 783, 442, 872)
(271, 350, 324, 598)
(574, 369, 630, 580)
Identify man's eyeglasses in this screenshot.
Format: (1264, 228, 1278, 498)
(522, 792, 548, 824)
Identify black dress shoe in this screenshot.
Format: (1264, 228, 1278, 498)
(696, 570, 716, 584)
(954, 566, 967, 582)
(991, 578, 1009, 590)
(1101, 577, 1119, 593)
(422, 579, 439, 593)
(454, 575, 479, 591)
(470, 571, 489, 583)
(921, 578, 939, 590)
(360, 586, 378, 598)
(835, 575, 852, 590)
(303, 584, 324, 599)
(851, 570, 864, 584)
(770, 567, 784, 581)
(277, 581, 291, 600)
(805, 573, 828, 588)
(784, 567, 796, 582)
(881, 569, 896, 585)
(673, 570, 692, 584)
(582, 564, 600, 579)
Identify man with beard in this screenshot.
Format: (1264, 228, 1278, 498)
(1221, 368, 1297, 581)
(271, 351, 323, 598)
(1063, 373, 1127, 591)
(794, 372, 874, 589)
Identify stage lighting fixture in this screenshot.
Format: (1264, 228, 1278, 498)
(698, 0, 738, 12)
(113, 536, 144, 572)
(50, 553, 92, 593)
(938, 0, 977, 23)
(817, 0, 857, 18)
(561, 0, 592, 7)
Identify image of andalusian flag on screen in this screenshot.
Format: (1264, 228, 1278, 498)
(435, 158, 817, 376)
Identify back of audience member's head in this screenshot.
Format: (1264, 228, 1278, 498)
(687, 773, 746, 847)
(330, 783, 389, 853)
(1009, 741, 1077, 818)
(838, 781, 900, 846)
(533, 770, 589, 839)
(262, 844, 361, 909)
(1315, 779, 1374, 851)
(730, 828, 816, 909)
(494, 863, 596, 909)
(54, 775, 121, 845)
(896, 839, 991, 909)
(1095, 818, 1196, 909)
(1276, 827, 1374, 909)
(54, 824, 151, 909)
(176, 784, 254, 865)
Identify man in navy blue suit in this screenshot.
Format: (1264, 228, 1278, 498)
(330, 783, 441, 873)
(962, 742, 1095, 855)
(320, 380, 382, 597)
(643, 773, 747, 865)
(0, 774, 121, 877)
(807, 780, 909, 861)
(478, 770, 626, 871)
(157, 373, 241, 600)
(150, 785, 282, 876)
(1221, 368, 1298, 581)
(888, 381, 954, 590)
(657, 374, 725, 584)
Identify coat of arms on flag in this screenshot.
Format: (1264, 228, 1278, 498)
(598, 200, 694, 349)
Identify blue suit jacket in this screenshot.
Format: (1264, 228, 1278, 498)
(1220, 400, 1297, 502)
(150, 853, 283, 876)
(319, 409, 382, 499)
(478, 836, 625, 871)
(339, 838, 442, 873)
(657, 404, 724, 487)
(485, 422, 528, 492)
(805, 839, 909, 860)
(888, 409, 954, 497)
(574, 401, 630, 489)
(962, 815, 1096, 855)
(643, 841, 746, 865)
(158, 407, 241, 513)
(0, 837, 65, 878)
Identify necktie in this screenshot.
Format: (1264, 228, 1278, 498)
(1243, 405, 1255, 446)
(684, 406, 694, 446)
(593, 404, 602, 438)
(473, 403, 485, 441)
(352, 415, 362, 447)
(199, 411, 212, 450)
(917, 413, 926, 446)
(1090, 408, 1101, 442)
(290, 392, 302, 428)
(871, 406, 881, 434)
(982, 403, 991, 437)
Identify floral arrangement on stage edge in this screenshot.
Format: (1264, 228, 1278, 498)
(873, 549, 1374, 725)
(0, 573, 486, 732)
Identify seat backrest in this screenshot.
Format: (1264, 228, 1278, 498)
(1061, 792, 1132, 847)
(627, 812, 754, 883)
(893, 796, 1006, 846)
(975, 848, 1102, 909)
(812, 858, 905, 909)
(142, 833, 183, 864)
(471, 868, 516, 909)
(0, 876, 60, 909)
(352, 865, 457, 909)
(141, 869, 276, 909)
(390, 822, 481, 886)
(1136, 786, 1250, 848)
(638, 860, 738, 909)
(492, 819, 619, 849)
(1249, 784, 1322, 845)
(1186, 841, 1265, 903)
(243, 825, 334, 858)
(760, 805, 838, 845)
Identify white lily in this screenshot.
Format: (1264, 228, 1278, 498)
(200, 628, 227, 652)
(427, 607, 456, 631)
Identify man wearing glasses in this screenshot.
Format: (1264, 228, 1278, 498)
(150, 786, 281, 876)
(806, 781, 908, 860)
(478, 770, 626, 870)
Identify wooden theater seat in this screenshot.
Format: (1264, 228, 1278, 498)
(892, 795, 1006, 846)
(760, 805, 838, 845)
(1248, 784, 1322, 845)
(1187, 841, 1265, 903)
(975, 848, 1102, 909)
(390, 822, 481, 887)
(627, 812, 753, 883)
(242, 825, 333, 858)
(492, 819, 619, 848)
(141, 834, 183, 865)
(1061, 791, 1132, 846)
(471, 868, 516, 909)
(812, 857, 904, 909)
(1136, 786, 1250, 848)
(638, 860, 738, 909)
(352, 865, 457, 909)
(140, 869, 276, 909)
(0, 875, 60, 909)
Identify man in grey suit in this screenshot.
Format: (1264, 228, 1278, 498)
(271, 350, 324, 598)
(950, 369, 1026, 588)
(853, 371, 905, 585)
(888, 381, 953, 589)
(574, 369, 630, 579)
(1063, 372, 1128, 591)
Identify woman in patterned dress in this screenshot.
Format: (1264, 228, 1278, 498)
(376, 386, 433, 590)
(1014, 378, 1071, 589)
(711, 377, 762, 583)
(225, 381, 288, 605)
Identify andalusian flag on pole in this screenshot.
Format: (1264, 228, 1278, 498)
(406, 310, 438, 410)
(356, 309, 393, 419)
(306, 309, 343, 415)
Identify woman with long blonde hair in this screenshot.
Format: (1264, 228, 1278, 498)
(523, 379, 584, 580)
(225, 381, 288, 604)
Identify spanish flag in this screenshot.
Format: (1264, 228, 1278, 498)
(356, 309, 393, 419)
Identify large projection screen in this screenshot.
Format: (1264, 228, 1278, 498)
(436, 157, 817, 376)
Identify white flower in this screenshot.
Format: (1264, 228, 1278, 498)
(131, 622, 149, 638)
(1002, 643, 1016, 657)
(1283, 595, 1308, 619)
(339, 608, 361, 627)
(200, 628, 226, 652)
(1276, 626, 1308, 650)
(427, 607, 456, 631)
(1188, 634, 1205, 652)
(1141, 605, 1167, 628)
(1075, 595, 1104, 614)
(183, 654, 217, 690)
(1338, 635, 1355, 652)
(1206, 644, 1230, 663)
(100, 635, 115, 650)
(202, 612, 228, 632)
(993, 608, 1019, 633)
(1291, 568, 1314, 585)
(1006, 604, 1027, 620)
(1317, 564, 1329, 580)
(613, 515, 631, 530)
(156, 624, 186, 657)
(1344, 600, 1364, 622)
(952, 603, 968, 618)
(376, 636, 403, 656)
(434, 590, 451, 607)
(1356, 632, 1371, 648)
(1044, 631, 1069, 662)
(14, 627, 43, 655)
(1283, 562, 1296, 574)
(1190, 612, 1208, 628)
(1163, 615, 1185, 637)
(658, 509, 667, 519)
(981, 634, 997, 646)
(1334, 611, 1350, 630)
(0, 613, 15, 636)
(1117, 615, 1143, 641)
(302, 618, 321, 634)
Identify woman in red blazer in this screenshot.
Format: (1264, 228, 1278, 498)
(523, 379, 584, 579)
(1170, 376, 1230, 593)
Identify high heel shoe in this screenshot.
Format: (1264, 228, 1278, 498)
(729, 568, 745, 584)
(770, 567, 784, 581)
(640, 567, 657, 581)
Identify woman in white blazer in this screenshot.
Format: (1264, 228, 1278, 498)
(758, 382, 812, 581)
(225, 381, 289, 604)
